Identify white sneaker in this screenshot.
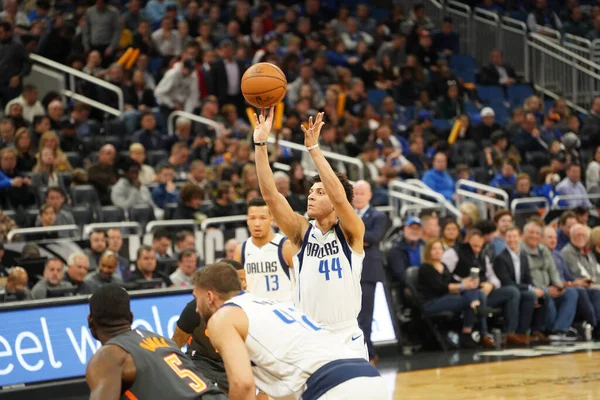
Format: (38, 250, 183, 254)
(548, 332, 577, 342)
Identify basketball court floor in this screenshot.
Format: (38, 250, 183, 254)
(381, 342, 600, 399)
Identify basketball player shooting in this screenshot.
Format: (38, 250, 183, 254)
(254, 108, 367, 360)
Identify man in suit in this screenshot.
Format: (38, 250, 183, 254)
(353, 181, 388, 364)
(208, 40, 246, 116)
(493, 226, 550, 342)
(478, 49, 518, 86)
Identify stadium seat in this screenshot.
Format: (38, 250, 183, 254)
(455, 68, 476, 83)
(57, 172, 73, 191)
(199, 200, 213, 215)
(433, 119, 452, 132)
(451, 140, 478, 167)
(36, 186, 48, 207)
(450, 54, 477, 72)
(477, 85, 505, 104)
(520, 164, 538, 182)
(147, 150, 169, 167)
(464, 102, 480, 115)
(490, 104, 510, 124)
(71, 206, 95, 226)
(472, 167, 490, 183)
(71, 185, 102, 215)
(101, 206, 126, 223)
(149, 57, 162, 75)
(24, 208, 39, 228)
(525, 151, 551, 170)
(507, 84, 534, 106)
(164, 203, 179, 220)
(128, 204, 155, 229)
(103, 118, 127, 136)
(101, 135, 124, 151)
(65, 152, 83, 168)
(367, 89, 387, 109)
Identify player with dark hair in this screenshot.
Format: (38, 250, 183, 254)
(171, 259, 246, 394)
(85, 284, 227, 400)
(254, 109, 367, 359)
(234, 197, 294, 304)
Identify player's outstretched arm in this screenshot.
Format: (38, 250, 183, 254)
(208, 307, 255, 400)
(303, 113, 365, 252)
(86, 345, 127, 400)
(254, 107, 309, 246)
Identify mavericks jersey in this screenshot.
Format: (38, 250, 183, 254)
(105, 329, 226, 400)
(293, 221, 364, 328)
(242, 234, 294, 304)
(223, 292, 358, 398)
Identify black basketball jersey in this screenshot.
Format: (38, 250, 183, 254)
(177, 299, 222, 362)
(106, 329, 227, 400)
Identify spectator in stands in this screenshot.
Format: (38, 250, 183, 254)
(132, 112, 163, 152)
(165, 142, 191, 180)
(440, 218, 460, 250)
(37, 130, 72, 172)
(0, 21, 30, 106)
(527, 0, 563, 34)
(490, 159, 517, 188)
(170, 249, 198, 287)
(580, 96, 600, 149)
(208, 40, 246, 114)
(0, 147, 32, 208)
(413, 30, 438, 72)
(88, 144, 118, 205)
(155, 58, 199, 116)
(585, 146, 600, 190)
(1, 267, 32, 302)
(0, 1, 30, 29)
(84, 250, 123, 291)
(564, 6, 592, 39)
(436, 80, 463, 120)
(562, 223, 599, 282)
(0, 117, 15, 148)
(544, 225, 600, 339)
(31, 258, 73, 299)
(83, 0, 121, 67)
(421, 212, 440, 242)
(123, 69, 158, 134)
(63, 252, 93, 295)
(555, 210, 578, 251)
(478, 49, 517, 86)
(433, 17, 459, 57)
(208, 182, 239, 218)
(152, 164, 179, 209)
(174, 230, 195, 256)
(152, 15, 182, 58)
(459, 202, 481, 234)
(151, 229, 172, 261)
(106, 228, 131, 281)
(123, 0, 146, 32)
(287, 62, 325, 109)
(418, 238, 494, 348)
(585, 14, 600, 41)
(31, 147, 61, 189)
(493, 226, 549, 342)
(492, 209, 514, 255)
(35, 187, 74, 227)
(387, 217, 424, 288)
(472, 108, 502, 146)
(3, 85, 44, 124)
(145, 0, 176, 26)
(555, 163, 592, 208)
(129, 245, 172, 287)
(512, 173, 543, 209)
(402, 4, 435, 35)
(422, 152, 455, 201)
(164, 117, 192, 153)
(272, 171, 306, 214)
(129, 143, 156, 185)
(513, 112, 548, 157)
(172, 182, 203, 220)
(224, 239, 239, 261)
(84, 230, 106, 271)
(111, 158, 155, 210)
(187, 160, 207, 192)
(521, 222, 578, 341)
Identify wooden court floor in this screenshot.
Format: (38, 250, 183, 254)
(391, 351, 600, 399)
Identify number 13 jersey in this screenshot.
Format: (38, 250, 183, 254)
(241, 234, 294, 305)
(293, 221, 364, 328)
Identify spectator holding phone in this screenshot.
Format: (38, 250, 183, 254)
(521, 222, 578, 341)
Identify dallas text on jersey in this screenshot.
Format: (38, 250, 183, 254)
(305, 241, 340, 259)
(246, 260, 279, 274)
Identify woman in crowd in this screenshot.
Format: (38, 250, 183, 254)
(441, 218, 461, 249)
(36, 131, 72, 172)
(417, 239, 494, 348)
(32, 147, 60, 188)
(14, 128, 35, 172)
(459, 202, 480, 235)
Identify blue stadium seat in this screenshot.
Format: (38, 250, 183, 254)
(507, 84, 534, 106)
(367, 89, 387, 108)
(371, 8, 388, 20)
(149, 57, 162, 75)
(509, 11, 528, 21)
(450, 55, 477, 71)
(464, 102, 480, 115)
(477, 85, 505, 104)
(491, 104, 510, 124)
(433, 119, 452, 131)
(455, 69, 476, 83)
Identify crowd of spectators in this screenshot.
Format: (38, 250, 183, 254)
(0, 0, 600, 349)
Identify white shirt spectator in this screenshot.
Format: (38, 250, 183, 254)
(151, 29, 182, 57)
(4, 95, 44, 123)
(224, 59, 240, 96)
(154, 62, 199, 113)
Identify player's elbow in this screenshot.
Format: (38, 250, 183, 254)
(229, 378, 255, 399)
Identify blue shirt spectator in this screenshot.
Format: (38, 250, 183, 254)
(145, 0, 177, 25)
(151, 165, 179, 209)
(433, 17, 459, 56)
(555, 164, 592, 208)
(422, 152, 455, 201)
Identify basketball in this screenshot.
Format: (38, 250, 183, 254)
(241, 62, 287, 109)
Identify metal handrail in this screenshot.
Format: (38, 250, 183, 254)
(403, 179, 462, 217)
(534, 85, 589, 115)
(510, 197, 549, 214)
(563, 33, 592, 51)
(8, 225, 79, 242)
(146, 219, 198, 233)
(551, 193, 600, 208)
(455, 189, 508, 208)
(537, 26, 561, 42)
(266, 137, 365, 181)
(200, 215, 247, 230)
(389, 191, 438, 217)
(455, 179, 510, 204)
(82, 222, 141, 239)
(473, 7, 500, 23)
(529, 33, 600, 73)
(30, 53, 124, 112)
(167, 110, 221, 136)
(501, 16, 527, 32)
(447, 0, 471, 15)
(388, 179, 461, 218)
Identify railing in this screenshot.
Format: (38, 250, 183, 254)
(167, 110, 222, 136)
(551, 193, 600, 209)
(510, 197, 549, 214)
(447, 1, 473, 55)
(29, 53, 124, 116)
(454, 179, 509, 219)
(146, 219, 199, 233)
(563, 34, 593, 60)
(404, 179, 462, 217)
(500, 17, 529, 79)
(388, 180, 461, 218)
(7, 225, 80, 242)
(266, 136, 365, 181)
(472, 8, 501, 66)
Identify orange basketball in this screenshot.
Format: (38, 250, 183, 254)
(241, 62, 287, 108)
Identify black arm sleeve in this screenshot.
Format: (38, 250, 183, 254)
(176, 299, 201, 334)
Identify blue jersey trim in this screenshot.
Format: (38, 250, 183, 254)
(278, 237, 291, 280)
(240, 241, 247, 267)
(302, 358, 380, 400)
(297, 224, 313, 274)
(334, 223, 353, 270)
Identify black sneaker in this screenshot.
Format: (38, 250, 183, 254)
(460, 332, 479, 349)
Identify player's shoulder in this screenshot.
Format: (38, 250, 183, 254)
(208, 303, 249, 339)
(88, 343, 128, 371)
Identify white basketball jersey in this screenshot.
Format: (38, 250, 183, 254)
(242, 234, 294, 305)
(223, 292, 357, 399)
(293, 221, 364, 328)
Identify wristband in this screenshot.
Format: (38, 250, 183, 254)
(459, 283, 464, 292)
(306, 144, 319, 151)
(254, 142, 267, 146)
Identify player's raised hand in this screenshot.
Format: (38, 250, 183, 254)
(302, 112, 325, 148)
(253, 107, 275, 144)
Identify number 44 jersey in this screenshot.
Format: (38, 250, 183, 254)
(241, 234, 294, 305)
